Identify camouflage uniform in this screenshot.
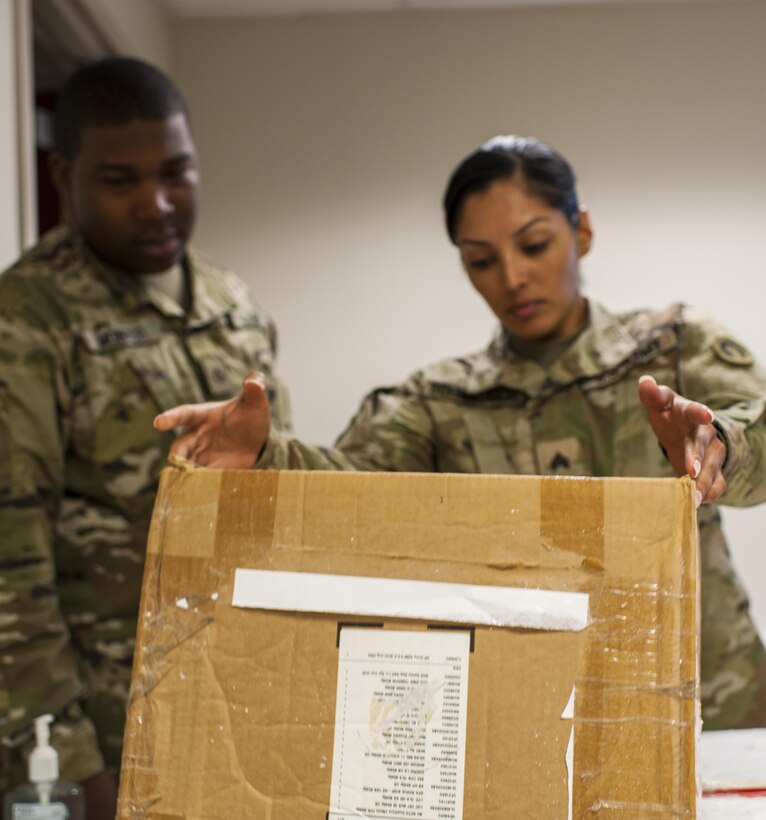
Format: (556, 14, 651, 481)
(0, 225, 291, 787)
(260, 301, 766, 729)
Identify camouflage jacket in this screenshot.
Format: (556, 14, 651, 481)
(261, 301, 766, 729)
(0, 225, 291, 786)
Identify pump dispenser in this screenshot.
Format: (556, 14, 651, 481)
(2, 715, 85, 819)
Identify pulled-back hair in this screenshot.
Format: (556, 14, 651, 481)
(54, 56, 189, 160)
(443, 135, 580, 242)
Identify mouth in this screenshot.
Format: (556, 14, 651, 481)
(135, 233, 183, 258)
(508, 300, 542, 319)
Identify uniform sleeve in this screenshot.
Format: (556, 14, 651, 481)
(0, 318, 104, 784)
(264, 316, 293, 436)
(676, 307, 766, 506)
(257, 379, 437, 472)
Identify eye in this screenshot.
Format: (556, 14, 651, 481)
(163, 166, 191, 182)
(99, 175, 134, 190)
(466, 256, 495, 272)
(162, 163, 196, 184)
(522, 240, 551, 256)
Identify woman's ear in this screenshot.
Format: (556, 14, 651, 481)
(576, 207, 593, 258)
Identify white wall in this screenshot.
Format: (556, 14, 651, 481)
(172, 1, 766, 629)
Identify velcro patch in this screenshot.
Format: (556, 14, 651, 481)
(712, 336, 754, 367)
(80, 321, 165, 352)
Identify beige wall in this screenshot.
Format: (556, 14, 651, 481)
(178, 1, 766, 629)
(81, 0, 172, 69)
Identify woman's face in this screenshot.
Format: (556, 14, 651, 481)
(455, 177, 592, 342)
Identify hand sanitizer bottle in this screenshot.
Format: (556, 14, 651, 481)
(2, 714, 85, 819)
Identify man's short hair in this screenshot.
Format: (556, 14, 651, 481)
(54, 56, 189, 160)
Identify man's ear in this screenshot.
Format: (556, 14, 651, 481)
(48, 151, 71, 200)
(48, 151, 74, 223)
(576, 207, 593, 258)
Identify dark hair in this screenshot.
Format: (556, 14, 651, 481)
(443, 135, 580, 242)
(54, 56, 189, 160)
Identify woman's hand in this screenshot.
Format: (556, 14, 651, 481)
(153, 371, 271, 469)
(637, 374, 726, 507)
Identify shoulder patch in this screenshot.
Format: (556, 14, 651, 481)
(712, 336, 754, 367)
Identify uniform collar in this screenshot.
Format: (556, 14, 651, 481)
(452, 301, 642, 396)
(545, 300, 641, 383)
(74, 229, 236, 324)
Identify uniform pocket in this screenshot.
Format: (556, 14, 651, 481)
(185, 313, 276, 400)
(462, 412, 516, 474)
(74, 322, 198, 460)
(79, 320, 197, 412)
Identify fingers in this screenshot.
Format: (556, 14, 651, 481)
(690, 404, 714, 427)
(683, 423, 726, 506)
(693, 434, 727, 506)
(168, 430, 196, 459)
(702, 468, 727, 505)
(154, 404, 210, 432)
(240, 372, 268, 406)
(168, 429, 219, 466)
(638, 375, 714, 425)
(153, 372, 268, 432)
(638, 375, 685, 415)
(638, 375, 725, 506)
(637, 375, 683, 418)
(637, 374, 664, 411)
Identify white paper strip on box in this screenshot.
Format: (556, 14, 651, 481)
(232, 569, 589, 632)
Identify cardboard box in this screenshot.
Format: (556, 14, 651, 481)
(119, 463, 699, 818)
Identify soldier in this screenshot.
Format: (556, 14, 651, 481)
(157, 135, 766, 731)
(0, 57, 290, 814)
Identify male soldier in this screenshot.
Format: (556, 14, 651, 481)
(0, 57, 290, 815)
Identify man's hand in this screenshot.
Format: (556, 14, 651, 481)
(638, 374, 726, 507)
(153, 371, 271, 469)
(82, 768, 118, 819)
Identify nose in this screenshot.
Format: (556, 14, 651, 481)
(498, 252, 528, 291)
(135, 180, 174, 220)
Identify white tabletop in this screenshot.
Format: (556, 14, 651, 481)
(700, 729, 766, 819)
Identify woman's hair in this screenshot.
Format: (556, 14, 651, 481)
(443, 135, 580, 243)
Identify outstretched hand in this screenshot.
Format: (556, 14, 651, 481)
(637, 374, 726, 507)
(153, 371, 271, 469)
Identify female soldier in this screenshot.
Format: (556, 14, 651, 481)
(155, 135, 766, 729)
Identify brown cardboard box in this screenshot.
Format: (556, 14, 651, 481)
(118, 463, 699, 819)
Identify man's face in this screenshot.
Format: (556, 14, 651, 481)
(53, 112, 199, 274)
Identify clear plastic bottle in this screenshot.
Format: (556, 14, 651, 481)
(2, 715, 85, 819)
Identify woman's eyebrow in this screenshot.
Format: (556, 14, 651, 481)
(457, 215, 551, 246)
(512, 216, 550, 237)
